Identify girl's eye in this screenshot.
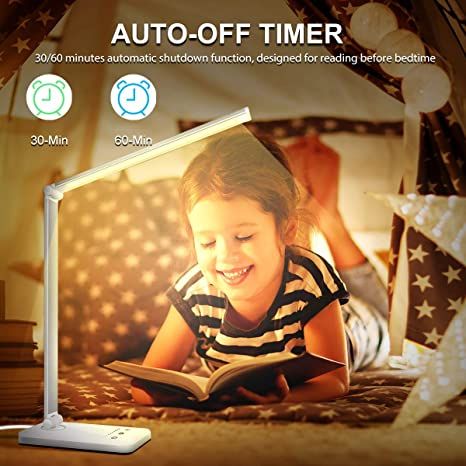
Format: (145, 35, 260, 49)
(236, 234, 253, 242)
(200, 240, 215, 248)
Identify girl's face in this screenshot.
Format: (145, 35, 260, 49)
(188, 194, 288, 316)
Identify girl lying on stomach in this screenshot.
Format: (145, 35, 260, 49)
(132, 133, 388, 406)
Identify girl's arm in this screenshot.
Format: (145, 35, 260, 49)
(131, 305, 196, 405)
(236, 300, 349, 404)
(284, 299, 350, 402)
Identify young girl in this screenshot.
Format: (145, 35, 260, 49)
(132, 132, 388, 406)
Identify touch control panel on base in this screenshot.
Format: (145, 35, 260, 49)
(19, 422, 151, 454)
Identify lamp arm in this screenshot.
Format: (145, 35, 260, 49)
(20, 108, 252, 452)
(43, 185, 64, 418)
(54, 107, 251, 194)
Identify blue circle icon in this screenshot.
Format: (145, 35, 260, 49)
(111, 74, 156, 120)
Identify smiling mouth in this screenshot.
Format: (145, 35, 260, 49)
(217, 265, 253, 285)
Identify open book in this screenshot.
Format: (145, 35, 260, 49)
(104, 352, 344, 402)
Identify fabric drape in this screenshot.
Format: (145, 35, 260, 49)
(287, 0, 466, 350)
(0, 0, 75, 90)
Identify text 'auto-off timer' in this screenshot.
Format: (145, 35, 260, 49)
(110, 74, 157, 121)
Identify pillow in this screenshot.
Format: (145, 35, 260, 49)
(58, 173, 191, 365)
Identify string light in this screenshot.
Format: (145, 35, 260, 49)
(377, 29, 425, 77)
(349, 3, 398, 50)
(350, 3, 451, 112)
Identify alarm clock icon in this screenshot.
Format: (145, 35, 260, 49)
(110, 74, 156, 121)
(26, 74, 72, 121)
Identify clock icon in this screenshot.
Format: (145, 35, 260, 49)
(26, 74, 72, 121)
(110, 74, 157, 121)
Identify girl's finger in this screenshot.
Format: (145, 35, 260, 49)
(219, 393, 238, 403)
(276, 373, 290, 398)
(236, 386, 267, 404)
(236, 386, 285, 405)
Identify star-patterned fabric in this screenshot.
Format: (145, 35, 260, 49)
(392, 112, 466, 350)
(179, 115, 403, 138)
(0, 0, 75, 90)
(285, 0, 466, 350)
(402, 228, 465, 349)
(388, 114, 465, 350)
(58, 172, 191, 365)
(4, 357, 466, 425)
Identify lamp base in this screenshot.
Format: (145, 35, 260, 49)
(18, 421, 151, 454)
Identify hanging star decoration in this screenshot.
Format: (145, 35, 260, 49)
(371, 192, 466, 427)
(392, 300, 466, 428)
(371, 193, 466, 266)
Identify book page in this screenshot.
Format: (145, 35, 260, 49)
(104, 361, 210, 399)
(206, 352, 298, 393)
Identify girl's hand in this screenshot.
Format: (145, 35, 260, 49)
(131, 378, 196, 408)
(235, 373, 290, 405)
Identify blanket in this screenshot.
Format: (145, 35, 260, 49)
(50, 364, 466, 425)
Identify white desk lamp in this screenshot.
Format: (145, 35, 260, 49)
(18, 107, 252, 453)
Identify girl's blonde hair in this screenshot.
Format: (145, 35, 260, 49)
(179, 132, 311, 246)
